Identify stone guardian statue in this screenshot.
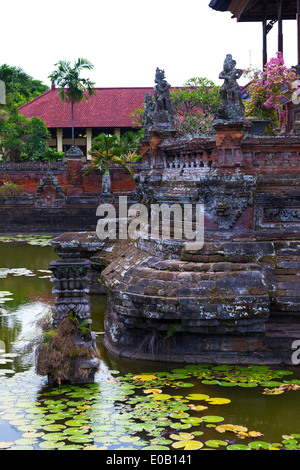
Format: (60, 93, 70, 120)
(218, 54, 245, 120)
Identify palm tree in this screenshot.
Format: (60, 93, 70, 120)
(84, 133, 140, 193)
(49, 58, 96, 152)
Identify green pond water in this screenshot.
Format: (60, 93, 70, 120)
(0, 237, 300, 451)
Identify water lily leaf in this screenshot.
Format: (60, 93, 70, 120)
(119, 435, 140, 443)
(202, 380, 219, 385)
(41, 432, 66, 442)
(189, 404, 208, 412)
(0, 441, 15, 449)
(186, 393, 210, 401)
(216, 424, 248, 434)
(227, 444, 250, 450)
(218, 381, 237, 387)
(1, 413, 25, 420)
(237, 382, 258, 388)
(172, 440, 203, 450)
(67, 435, 94, 443)
(170, 423, 191, 430)
(170, 432, 194, 441)
(39, 440, 65, 449)
(7, 445, 35, 450)
(143, 445, 170, 450)
(262, 388, 284, 396)
(22, 431, 44, 439)
(201, 415, 224, 423)
(249, 441, 271, 450)
(206, 397, 231, 405)
(143, 389, 162, 394)
(132, 375, 157, 381)
(14, 438, 38, 446)
(205, 439, 228, 448)
(42, 424, 66, 432)
(248, 431, 264, 438)
(181, 417, 203, 425)
(148, 394, 172, 401)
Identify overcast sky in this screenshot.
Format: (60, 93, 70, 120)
(1, 0, 298, 89)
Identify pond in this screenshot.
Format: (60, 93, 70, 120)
(1, 236, 300, 451)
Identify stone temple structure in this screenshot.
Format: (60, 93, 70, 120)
(51, 61, 300, 366)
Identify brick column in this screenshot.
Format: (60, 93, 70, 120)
(66, 146, 84, 196)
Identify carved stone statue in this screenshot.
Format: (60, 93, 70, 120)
(143, 91, 155, 138)
(102, 171, 111, 194)
(218, 54, 245, 120)
(152, 68, 174, 127)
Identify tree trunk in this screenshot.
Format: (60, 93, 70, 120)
(71, 100, 75, 148)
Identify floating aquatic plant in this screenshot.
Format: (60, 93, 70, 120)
(0, 363, 299, 450)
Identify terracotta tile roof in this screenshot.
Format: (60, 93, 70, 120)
(19, 87, 153, 128)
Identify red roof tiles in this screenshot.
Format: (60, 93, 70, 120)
(19, 87, 153, 128)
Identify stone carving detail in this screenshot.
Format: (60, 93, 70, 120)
(35, 169, 65, 207)
(49, 259, 92, 323)
(101, 171, 111, 194)
(46, 258, 99, 384)
(264, 207, 300, 223)
(198, 177, 255, 229)
(143, 91, 156, 138)
(152, 67, 174, 127)
(218, 54, 245, 120)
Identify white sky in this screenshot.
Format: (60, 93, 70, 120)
(1, 0, 298, 89)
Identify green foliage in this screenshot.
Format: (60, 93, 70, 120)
(84, 131, 142, 180)
(49, 58, 96, 105)
(171, 77, 221, 136)
(49, 58, 96, 148)
(0, 174, 24, 197)
(131, 77, 221, 136)
(0, 64, 49, 108)
(164, 322, 180, 339)
(36, 313, 98, 382)
(0, 110, 62, 162)
(20, 146, 64, 163)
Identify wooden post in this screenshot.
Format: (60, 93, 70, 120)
(297, 0, 300, 64)
(263, 1, 268, 66)
(278, 0, 283, 54)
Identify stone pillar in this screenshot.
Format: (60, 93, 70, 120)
(56, 128, 63, 152)
(36, 258, 99, 385)
(86, 128, 92, 159)
(213, 120, 250, 168)
(114, 127, 121, 138)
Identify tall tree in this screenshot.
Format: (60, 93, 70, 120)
(49, 58, 96, 151)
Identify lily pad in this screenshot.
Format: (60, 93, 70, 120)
(206, 397, 231, 405)
(186, 393, 210, 401)
(172, 440, 203, 450)
(205, 440, 228, 448)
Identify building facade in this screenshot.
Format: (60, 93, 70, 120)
(19, 85, 152, 158)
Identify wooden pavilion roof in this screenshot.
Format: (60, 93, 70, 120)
(209, 0, 298, 21)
